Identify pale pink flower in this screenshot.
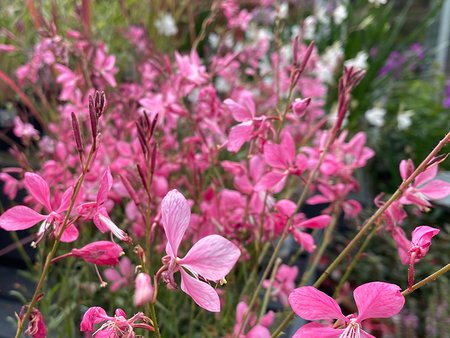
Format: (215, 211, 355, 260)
(175, 50, 208, 86)
(13, 117, 39, 141)
(0, 172, 78, 242)
(289, 282, 405, 337)
(160, 189, 241, 312)
(104, 257, 134, 292)
(80, 307, 153, 336)
(134, 273, 153, 306)
(232, 301, 273, 338)
(0, 172, 21, 200)
(255, 131, 307, 193)
(399, 160, 450, 209)
(54, 63, 82, 101)
(263, 264, 298, 307)
(93, 44, 118, 87)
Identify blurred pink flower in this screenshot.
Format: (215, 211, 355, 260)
(104, 257, 134, 292)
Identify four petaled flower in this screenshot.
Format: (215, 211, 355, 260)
(160, 189, 241, 312)
(288, 282, 405, 337)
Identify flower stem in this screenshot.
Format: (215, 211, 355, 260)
(259, 258, 282, 320)
(401, 263, 450, 296)
(15, 143, 96, 338)
(149, 302, 162, 338)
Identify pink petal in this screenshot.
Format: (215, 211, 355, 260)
(97, 168, 113, 204)
(411, 225, 439, 248)
(24, 172, 52, 211)
(264, 143, 287, 169)
(93, 208, 111, 233)
(178, 234, 240, 281)
(104, 268, 121, 282)
(180, 269, 220, 312)
(288, 287, 346, 321)
(354, 282, 405, 322)
(161, 189, 191, 257)
(415, 165, 437, 187)
(254, 171, 287, 193)
(419, 180, 450, 200)
(80, 306, 109, 332)
(57, 186, 74, 213)
(292, 231, 316, 253)
(224, 99, 252, 122)
(299, 215, 331, 229)
(247, 325, 271, 338)
(276, 199, 297, 217)
(59, 223, 79, 242)
(306, 195, 330, 205)
(0, 206, 46, 231)
(281, 132, 296, 165)
(292, 322, 343, 338)
(399, 159, 414, 181)
(240, 92, 256, 118)
(227, 122, 253, 153)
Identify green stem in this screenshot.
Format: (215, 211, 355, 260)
(15, 144, 96, 338)
(259, 258, 282, 320)
(149, 302, 162, 338)
(401, 263, 450, 296)
(270, 130, 450, 337)
(300, 209, 340, 286)
(333, 223, 379, 298)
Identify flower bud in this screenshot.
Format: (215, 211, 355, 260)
(292, 97, 311, 116)
(71, 241, 124, 265)
(134, 273, 153, 306)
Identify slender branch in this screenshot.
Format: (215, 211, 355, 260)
(401, 263, 450, 296)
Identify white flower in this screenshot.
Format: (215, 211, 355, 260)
(154, 12, 178, 37)
(397, 110, 414, 130)
(208, 33, 219, 48)
(303, 16, 317, 40)
(333, 5, 347, 25)
(344, 51, 368, 70)
(365, 107, 386, 127)
(369, 0, 388, 6)
(317, 42, 344, 83)
(279, 3, 289, 19)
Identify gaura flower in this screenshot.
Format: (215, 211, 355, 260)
(0, 172, 78, 243)
(289, 282, 405, 337)
(80, 307, 153, 337)
(52, 241, 123, 266)
(160, 189, 241, 312)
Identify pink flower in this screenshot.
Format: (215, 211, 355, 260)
(399, 160, 450, 209)
(392, 225, 439, 289)
(0, 172, 21, 200)
(13, 117, 39, 142)
(54, 63, 82, 101)
(160, 189, 241, 312)
(289, 282, 405, 337)
(104, 257, 134, 292)
(263, 264, 298, 307)
(233, 301, 273, 338)
(78, 168, 130, 242)
(225, 91, 270, 153)
(52, 241, 124, 266)
(93, 44, 118, 87)
(25, 308, 47, 338)
(0, 172, 78, 242)
(256, 131, 307, 193)
(134, 272, 153, 306)
(175, 50, 208, 86)
(292, 97, 311, 116)
(80, 307, 153, 336)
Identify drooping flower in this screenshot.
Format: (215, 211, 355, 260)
(392, 225, 440, 289)
(160, 189, 241, 312)
(289, 282, 405, 337)
(52, 241, 123, 266)
(80, 307, 153, 336)
(0, 172, 78, 242)
(24, 308, 47, 338)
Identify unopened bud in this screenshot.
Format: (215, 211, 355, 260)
(292, 97, 311, 116)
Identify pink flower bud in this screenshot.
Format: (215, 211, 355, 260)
(71, 241, 123, 265)
(292, 97, 311, 116)
(134, 273, 153, 306)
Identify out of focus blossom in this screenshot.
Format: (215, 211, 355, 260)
(397, 110, 414, 130)
(365, 107, 386, 127)
(344, 51, 368, 70)
(155, 12, 178, 36)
